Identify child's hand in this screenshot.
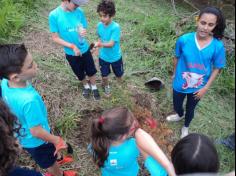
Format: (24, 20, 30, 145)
(73, 46, 82, 56)
(95, 41, 103, 48)
(54, 137, 67, 156)
(79, 27, 87, 38)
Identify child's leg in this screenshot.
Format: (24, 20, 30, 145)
(102, 76, 109, 87)
(111, 58, 124, 84)
(25, 143, 63, 175)
(47, 162, 63, 176)
(184, 93, 200, 127)
(65, 54, 85, 82)
(173, 90, 186, 117)
(83, 50, 98, 88)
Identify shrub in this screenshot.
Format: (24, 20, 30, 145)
(0, 0, 24, 43)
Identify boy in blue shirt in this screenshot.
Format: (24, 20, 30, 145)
(49, 0, 100, 100)
(0, 44, 77, 176)
(95, 0, 123, 96)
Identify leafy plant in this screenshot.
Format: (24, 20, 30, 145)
(0, 0, 24, 43)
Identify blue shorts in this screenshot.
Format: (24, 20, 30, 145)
(24, 143, 57, 169)
(66, 50, 97, 81)
(99, 58, 124, 78)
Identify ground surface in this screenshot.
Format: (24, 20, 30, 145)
(17, 0, 235, 175)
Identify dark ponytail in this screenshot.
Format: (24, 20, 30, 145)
(91, 119, 111, 167)
(90, 107, 134, 168)
(199, 7, 226, 40)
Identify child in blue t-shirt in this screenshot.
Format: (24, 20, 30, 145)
(94, 0, 123, 96)
(0, 100, 43, 176)
(166, 7, 226, 138)
(90, 107, 175, 176)
(49, 0, 100, 100)
(0, 44, 77, 176)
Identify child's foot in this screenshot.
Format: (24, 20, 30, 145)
(82, 88, 90, 99)
(92, 89, 101, 100)
(57, 155, 74, 165)
(63, 170, 78, 176)
(166, 114, 184, 122)
(181, 126, 189, 139)
(104, 86, 111, 96)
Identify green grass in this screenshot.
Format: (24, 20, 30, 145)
(2, 0, 235, 174)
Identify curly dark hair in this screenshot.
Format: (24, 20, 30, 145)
(97, 0, 116, 17)
(0, 100, 21, 176)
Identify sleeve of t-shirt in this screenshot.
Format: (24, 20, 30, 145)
(144, 156, 168, 176)
(23, 100, 46, 129)
(213, 42, 226, 69)
(175, 36, 183, 59)
(49, 12, 58, 33)
(110, 25, 121, 42)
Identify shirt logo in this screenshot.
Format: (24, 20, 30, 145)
(182, 72, 205, 89)
(110, 159, 118, 166)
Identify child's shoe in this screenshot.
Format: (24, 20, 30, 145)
(63, 170, 78, 176)
(82, 88, 90, 99)
(104, 85, 111, 96)
(57, 155, 74, 165)
(166, 114, 184, 122)
(92, 89, 101, 100)
(181, 126, 189, 139)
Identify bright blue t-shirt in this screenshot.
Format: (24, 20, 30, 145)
(173, 32, 226, 93)
(49, 6, 89, 56)
(102, 138, 140, 176)
(145, 156, 167, 176)
(97, 21, 122, 63)
(1, 79, 50, 148)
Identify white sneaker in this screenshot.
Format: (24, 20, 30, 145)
(181, 126, 189, 139)
(166, 114, 184, 122)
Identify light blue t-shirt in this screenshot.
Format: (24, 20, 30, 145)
(173, 32, 226, 93)
(1, 79, 50, 148)
(145, 156, 167, 176)
(102, 138, 140, 176)
(49, 6, 89, 56)
(97, 21, 122, 63)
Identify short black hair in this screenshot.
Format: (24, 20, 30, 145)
(171, 133, 219, 175)
(199, 7, 226, 40)
(0, 44, 28, 79)
(97, 0, 116, 17)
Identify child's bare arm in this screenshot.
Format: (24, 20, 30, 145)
(51, 33, 81, 56)
(135, 128, 176, 176)
(95, 40, 115, 48)
(30, 125, 62, 146)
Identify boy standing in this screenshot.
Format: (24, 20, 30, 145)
(95, 0, 123, 96)
(0, 44, 77, 176)
(49, 0, 100, 100)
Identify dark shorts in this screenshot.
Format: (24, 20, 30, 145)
(99, 58, 124, 77)
(66, 50, 97, 81)
(24, 143, 57, 169)
(8, 167, 42, 176)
